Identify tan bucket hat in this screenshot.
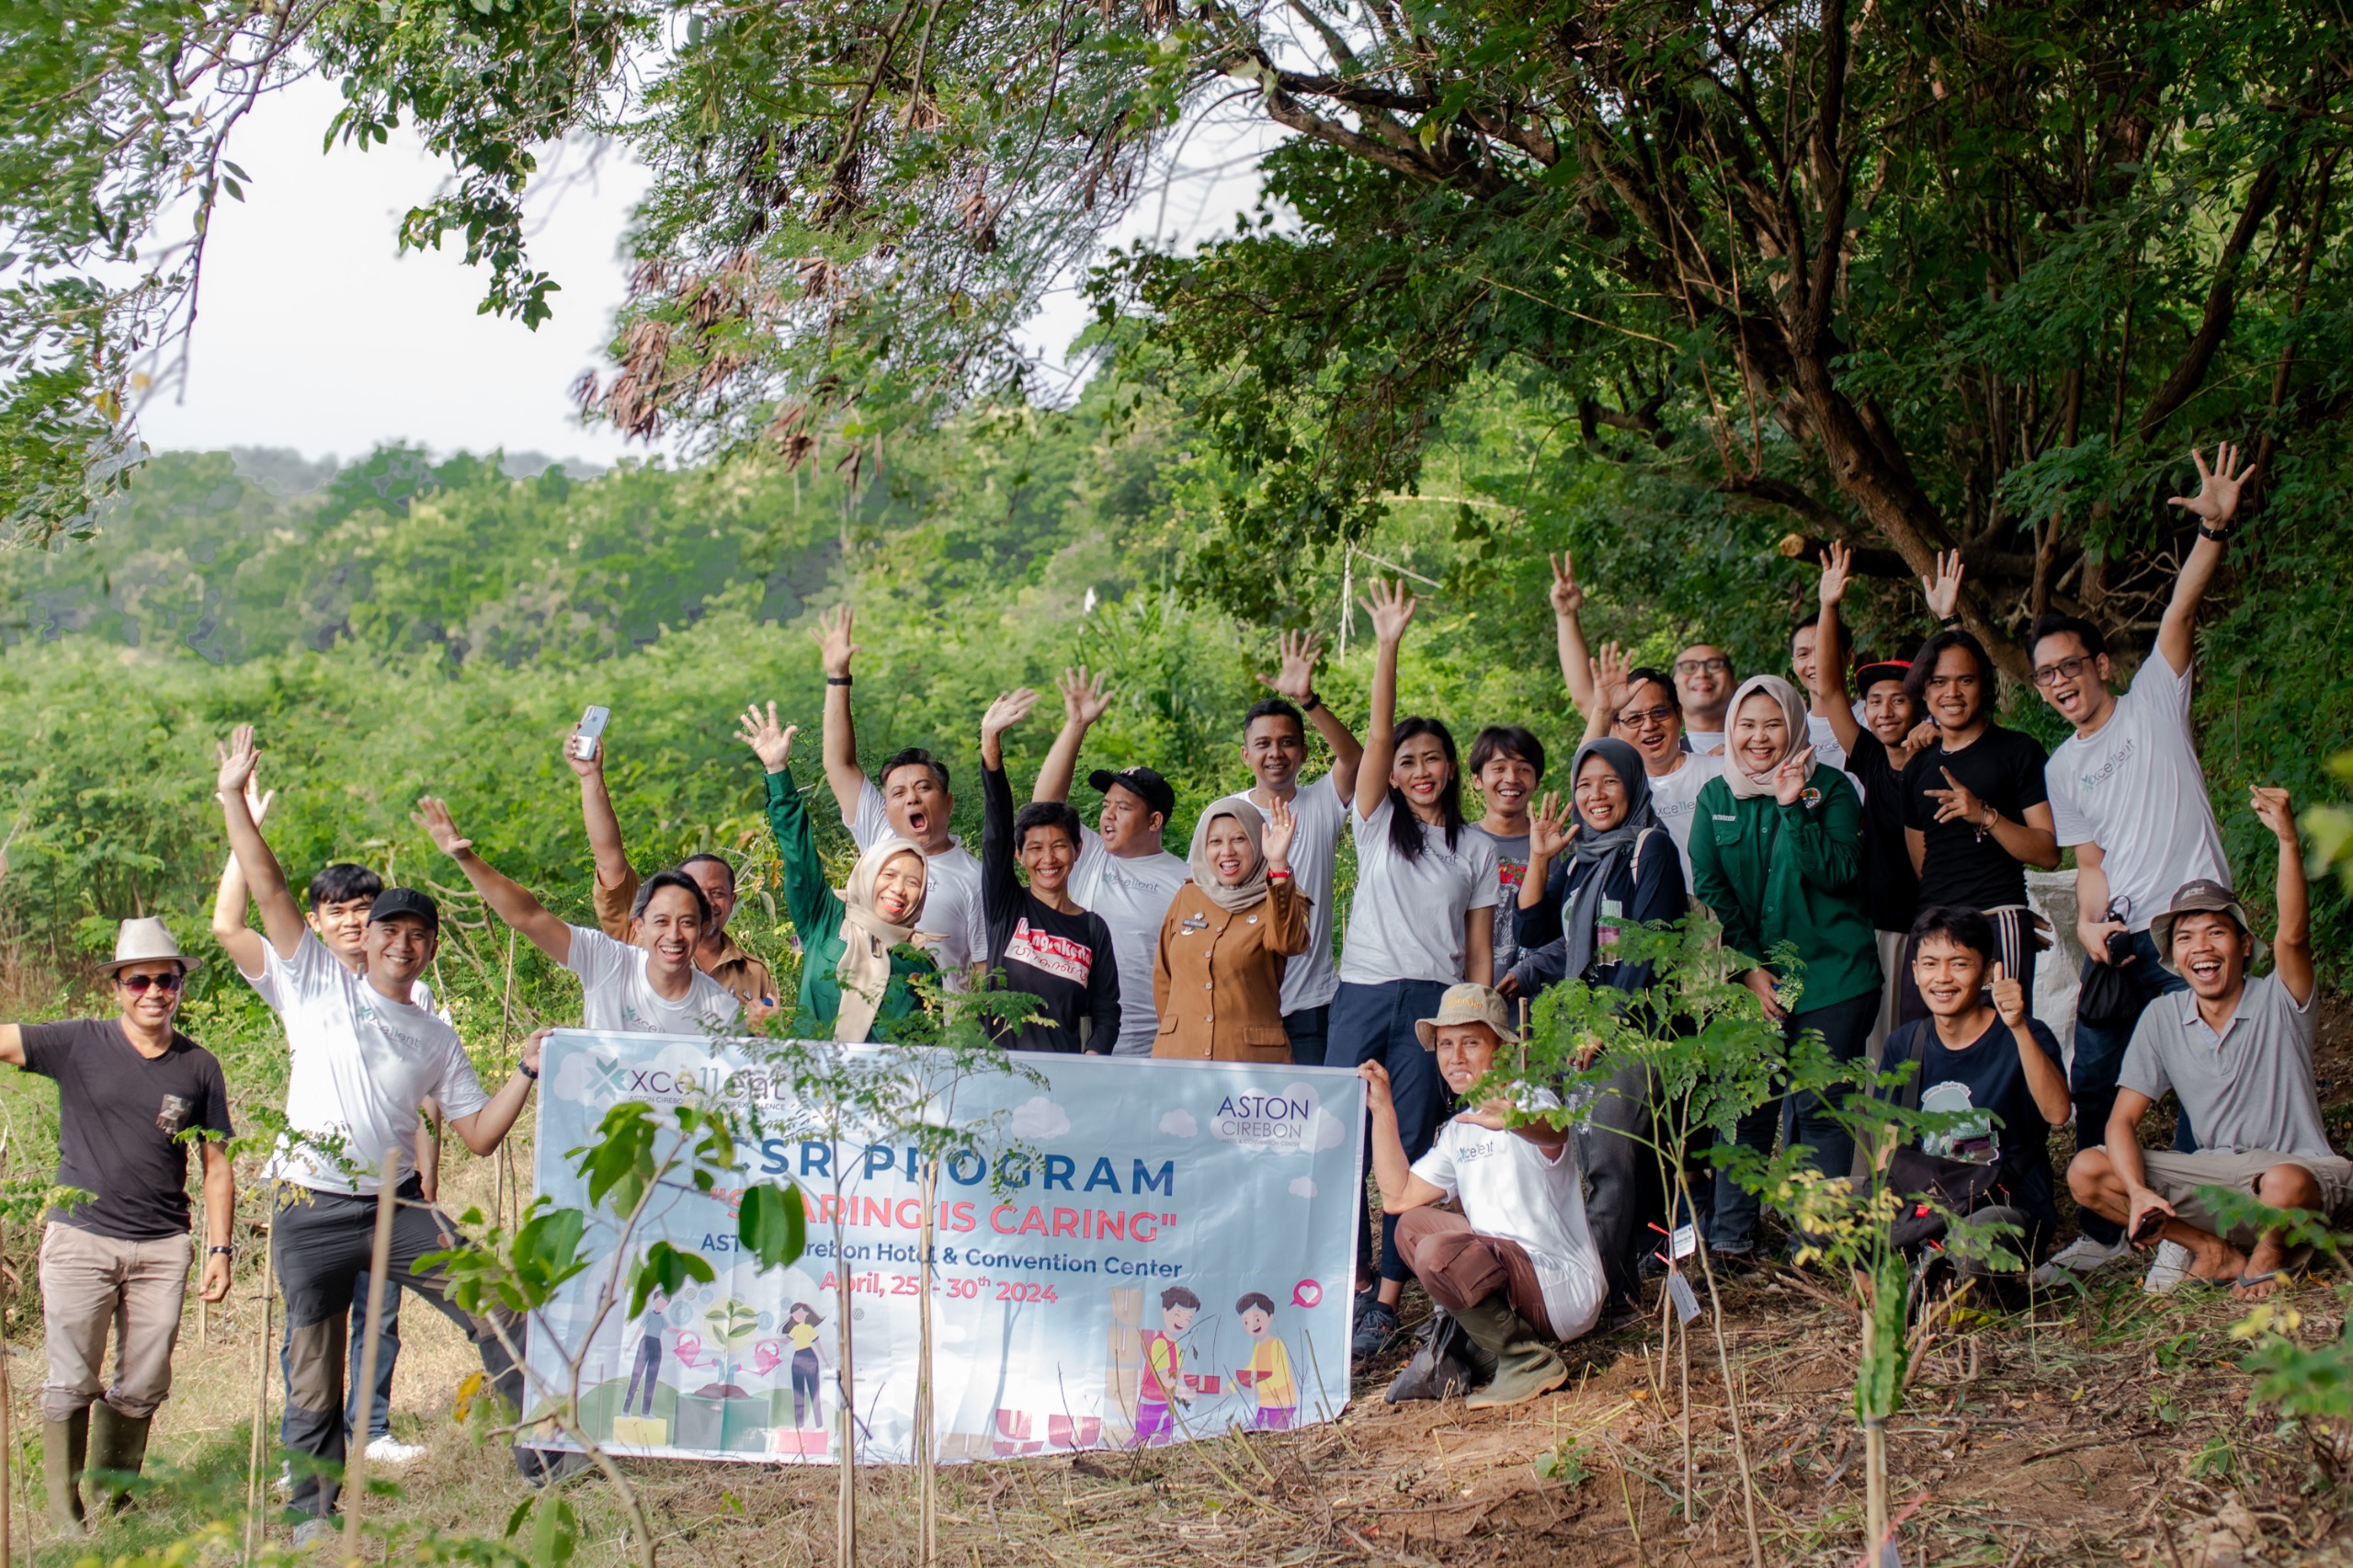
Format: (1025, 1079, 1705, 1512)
(2151, 879, 2266, 973)
(1413, 983, 1522, 1051)
(98, 916, 201, 977)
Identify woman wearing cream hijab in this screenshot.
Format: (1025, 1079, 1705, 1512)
(1151, 796, 1311, 1061)
(1687, 674, 1879, 1261)
(740, 703, 940, 1041)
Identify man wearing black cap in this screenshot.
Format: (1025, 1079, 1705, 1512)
(215, 727, 559, 1542)
(1032, 668, 1190, 1056)
(2065, 787, 2346, 1300)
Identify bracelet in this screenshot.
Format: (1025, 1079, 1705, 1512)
(1268, 869, 1293, 881)
(1939, 614, 1962, 629)
(209, 1245, 233, 1257)
(519, 1060, 540, 1081)
(826, 675, 853, 687)
(2197, 523, 2230, 543)
(1300, 690, 1323, 713)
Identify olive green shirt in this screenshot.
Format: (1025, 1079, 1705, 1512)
(1687, 766, 1881, 1013)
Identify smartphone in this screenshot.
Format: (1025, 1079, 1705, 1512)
(2131, 1207, 2167, 1244)
(572, 705, 611, 761)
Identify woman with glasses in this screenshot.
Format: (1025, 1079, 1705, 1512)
(1578, 642, 1723, 889)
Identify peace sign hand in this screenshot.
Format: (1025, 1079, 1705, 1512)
(1548, 551, 1584, 617)
(1773, 745, 1817, 807)
(1925, 766, 1988, 830)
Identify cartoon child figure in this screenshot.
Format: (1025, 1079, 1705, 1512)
(1234, 1292, 1297, 1431)
(786, 1302, 829, 1429)
(1132, 1286, 1200, 1445)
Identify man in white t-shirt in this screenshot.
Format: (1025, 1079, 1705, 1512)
(1788, 611, 1851, 776)
(213, 728, 562, 1540)
(1231, 631, 1365, 1065)
(1360, 984, 1602, 1409)
(813, 605, 988, 988)
(1031, 668, 1190, 1056)
(1575, 646, 1722, 888)
(2029, 443, 2251, 1280)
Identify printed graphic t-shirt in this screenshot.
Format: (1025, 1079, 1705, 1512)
(1466, 825, 1532, 980)
(1882, 1014, 2064, 1228)
(1646, 751, 1725, 889)
(19, 1019, 233, 1239)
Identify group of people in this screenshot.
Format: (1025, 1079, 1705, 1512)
(8, 444, 2347, 1518)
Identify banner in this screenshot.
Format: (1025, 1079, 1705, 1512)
(526, 1030, 1367, 1463)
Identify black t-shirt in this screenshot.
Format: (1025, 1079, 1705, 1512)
(1882, 1014, 2063, 1230)
(1900, 724, 2050, 912)
(1846, 733, 1920, 934)
(20, 1019, 233, 1240)
(981, 763, 1124, 1053)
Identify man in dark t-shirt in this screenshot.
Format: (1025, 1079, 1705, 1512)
(1, 917, 234, 1533)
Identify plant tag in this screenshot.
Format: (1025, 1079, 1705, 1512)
(1670, 1223, 1696, 1259)
(1665, 1269, 1699, 1324)
(1877, 1542, 1903, 1568)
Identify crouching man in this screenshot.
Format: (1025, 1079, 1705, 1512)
(2066, 787, 2347, 1299)
(1359, 984, 1605, 1410)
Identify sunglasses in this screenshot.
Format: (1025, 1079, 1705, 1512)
(117, 971, 185, 994)
(2030, 653, 2097, 687)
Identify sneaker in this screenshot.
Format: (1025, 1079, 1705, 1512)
(515, 1445, 592, 1488)
(1351, 1300, 1402, 1364)
(2031, 1232, 2133, 1287)
(363, 1435, 426, 1465)
(2141, 1240, 2192, 1296)
(290, 1516, 335, 1551)
(274, 1462, 291, 1499)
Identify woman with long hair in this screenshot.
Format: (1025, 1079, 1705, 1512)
(784, 1302, 827, 1429)
(1336, 580, 1501, 1362)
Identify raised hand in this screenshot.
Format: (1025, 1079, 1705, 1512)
(1529, 790, 1577, 859)
(1818, 540, 1852, 608)
(215, 724, 260, 798)
(981, 688, 1041, 745)
(736, 702, 798, 773)
(1262, 794, 1297, 871)
(810, 604, 862, 679)
(1057, 665, 1112, 728)
(244, 769, 275, 828)
(1357, 1058, 1395, 1116)
(1256, 630, 1325, 702)
(412, 797, 472, 858)
(1989, 961, 2029, 1028)
(1773, 744, 1817, 807)
(1548, 551, 1584, 617)
(564, 719, 605, 778)
(1925, 766, 1988, 829)
(2168, 442, 2256, 529)
(1921, 549, 1964, 622)
(1587, 641, 1631, 722)
(2249, 783, 2297, 844)
(1360, 578, 1417, 644)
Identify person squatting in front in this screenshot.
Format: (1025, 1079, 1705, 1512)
(214, 727, 563, 1536)
(1361, 985, 1605, 1410)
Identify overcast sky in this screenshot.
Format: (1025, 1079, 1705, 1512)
(135, 74, 1279, 472)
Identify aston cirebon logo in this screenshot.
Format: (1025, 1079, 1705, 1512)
(1208, 1084, 1346, 1154)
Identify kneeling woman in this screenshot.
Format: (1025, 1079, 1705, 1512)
(1153, 797, 1312, 1061)
(740, 703, 939, 1041)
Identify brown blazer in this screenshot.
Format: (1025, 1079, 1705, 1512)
(1151, 879, 1313, 1062)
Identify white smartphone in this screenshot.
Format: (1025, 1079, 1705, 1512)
(572, 705, 611, 761)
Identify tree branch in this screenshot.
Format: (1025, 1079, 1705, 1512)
(2135, 151, 2288, 437)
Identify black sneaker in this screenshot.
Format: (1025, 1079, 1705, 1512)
(514, 1446, 592, 1488)
(1352, 1299, 1402, 1364)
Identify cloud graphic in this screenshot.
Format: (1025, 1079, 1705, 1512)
(549, 1045, 613, 1105)
(1158, 1108, 1199, 1139)
(1288, 1176, 1318, 1199)
(1008, 1096, 1071, 1141)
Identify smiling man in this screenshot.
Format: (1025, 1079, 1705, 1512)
(2064, 788, 2343, 1301)
(1467, 726, 1545, 981)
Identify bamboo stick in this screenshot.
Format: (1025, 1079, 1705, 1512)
(245, 1196, 277, 1565)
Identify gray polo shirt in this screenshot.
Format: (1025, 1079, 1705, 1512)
(2117, 971, 2329, 1158)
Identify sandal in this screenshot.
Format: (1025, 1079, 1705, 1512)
(2231, 1268, 2294, 1293)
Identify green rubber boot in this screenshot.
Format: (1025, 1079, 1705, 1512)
(1453, 1297, 1569, 1410)
(87, 1402, 153, 1515)
(43, 1409, 89, 1535)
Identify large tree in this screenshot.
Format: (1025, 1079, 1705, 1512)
(9, 0, 2351, 666)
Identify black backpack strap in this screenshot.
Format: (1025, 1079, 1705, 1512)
(1893, 1019, 1930, 1115)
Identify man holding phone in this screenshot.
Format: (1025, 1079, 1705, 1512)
(570, 708, 776, 1006)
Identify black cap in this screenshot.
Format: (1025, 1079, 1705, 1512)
(1852, 654, 1911, 694)
(1086, 767, 1176, 822)
(368, 888, 440, 934)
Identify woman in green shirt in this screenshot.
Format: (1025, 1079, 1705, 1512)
(1688, 674, 1881, 1258)
(739, 704, 940, 1041)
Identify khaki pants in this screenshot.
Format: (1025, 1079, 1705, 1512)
(1392, 1207, 1563, 1338)
(39, 1222, 190, 1423)
(2139, 1148, 2353, 1248)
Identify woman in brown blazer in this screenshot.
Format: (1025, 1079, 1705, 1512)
(1153, 796, 1313, 1061)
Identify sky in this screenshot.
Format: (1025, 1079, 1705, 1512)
(135, 74, 1280, 472)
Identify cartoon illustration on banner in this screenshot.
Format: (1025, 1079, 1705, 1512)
(526, 1030, 1367, 1463)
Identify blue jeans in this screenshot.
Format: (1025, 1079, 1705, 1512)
(1283, 1005, 1332, 1068)
(1335, 979, 1452, 1284)
(2069, 929, 2194, 1244)
(1708, 990, 1878, 1254)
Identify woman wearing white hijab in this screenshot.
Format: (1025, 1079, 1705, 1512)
(1151, 796, 1311, 1061)
(741, 704, 940, 1041)
(1688, 675, 1880, 1260)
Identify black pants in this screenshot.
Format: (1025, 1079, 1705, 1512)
(274, 1187, 523, 1518)
(1579, 1057, 1664, 1306)
(625, 1336, 663, 1416)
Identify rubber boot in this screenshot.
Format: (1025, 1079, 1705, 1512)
(1454, 1297, 1569, 1411)
(43, 1409, 89, 1535)
(87, 1402, 153, 1515)
(1384, 1312, 1479, 1404)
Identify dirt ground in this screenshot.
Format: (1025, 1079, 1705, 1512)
(11, 999, 2353, 1565)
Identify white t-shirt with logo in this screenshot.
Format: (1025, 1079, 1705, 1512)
(1646, 751, 1725, 888)
(1684, 729, 1725, 756)
(565, 926, 742, 1036)
(256, 934, 489, 1195)
(2044, 657, 2229, 932)
(1338, 795, 1501, 986)
(1410, 1096, 1606, 1342)
(853, 777, 985, 986)
(1071, 829, 1189, 1056)
(1233, 773, 1348, 1015)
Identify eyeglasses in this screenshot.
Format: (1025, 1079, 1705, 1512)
(2030, 653, 2097, 687)
(1616, 704, 1677, 729)
(1673, 657, 1731, 676)
(117, 971, 185, 994)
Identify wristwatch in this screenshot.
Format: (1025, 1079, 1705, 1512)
(2197, 522, 2229, 542)
(519, 1060, 540, 1081)
(208, 1245, 233, 1257)
(1300, 690, 1323, 713)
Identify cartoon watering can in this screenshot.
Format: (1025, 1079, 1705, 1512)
(752, 1339, 785, 1377)
(672, 1332, 707, 1369)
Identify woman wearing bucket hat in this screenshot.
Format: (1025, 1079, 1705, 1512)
(0, 916, 234, 1532)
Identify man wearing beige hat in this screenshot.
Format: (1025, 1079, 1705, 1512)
(0, 916, 234, 1532)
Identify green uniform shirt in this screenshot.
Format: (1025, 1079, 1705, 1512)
(766, 767, 937, 1040)
(1687, 765, 1881, 1013)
